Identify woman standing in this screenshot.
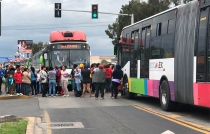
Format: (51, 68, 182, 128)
(40, 66, 48, 97)
(104, 64, 112, 93)
(30, 67, 37, 96)
(22, 68, 31, 96)
(36, 70, 42, 94)
(14, 65, 24, 96)
(111, 65, 123, 99)
(61, 66, 69, 97)
(81, 65, 91, 97)
(48, 67, 56, 97)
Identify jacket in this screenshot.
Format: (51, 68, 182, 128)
(40, 70, 48, 83)
(112, 65, 123, 80)
(92, 67, 99, 83)
(8, 77, 14, 86)
(22, 71, 31, 84)
(14, 71, 23, 84)
(104, 68, 112, 78)
(8, 68, 16, 77)
(95, 69, 106, 83)
(0, 68, 5, 78)
(57, 70, 61, 82)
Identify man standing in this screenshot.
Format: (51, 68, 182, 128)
(0, 64, 5, 95)
(94, 65, 106, 100)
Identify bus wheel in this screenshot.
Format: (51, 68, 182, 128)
(124, 79, 134, 99)
(160, 80, 175, 111)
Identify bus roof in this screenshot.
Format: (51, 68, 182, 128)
(50, 30, 87, 43)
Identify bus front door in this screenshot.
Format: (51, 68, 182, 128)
(197, 7, 210, 82)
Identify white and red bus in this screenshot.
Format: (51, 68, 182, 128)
(116, 0, 210, 111)
(32, 30, 90, 72)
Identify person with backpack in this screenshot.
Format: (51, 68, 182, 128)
(55, 66, 61, 95)
(30, 67, 38, 96)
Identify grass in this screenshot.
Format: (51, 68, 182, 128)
(0, 119, 28, 134)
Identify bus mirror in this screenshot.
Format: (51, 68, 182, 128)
(44, 53, 48, 60)
(114, 46, 117, 55)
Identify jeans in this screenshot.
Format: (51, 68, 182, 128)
(112, 82, 120, 98)
(31, 81, 37, 95)
(22, 83, 30, 96)
(49, 80, 56, 96)
(39, 81, 42, 93)
(72, 79, 76, 91)
(95, 83, 105, 98)
(16, 83, 21, 94)
(105, 78, 111, 93)
(76, 83, 81, 91)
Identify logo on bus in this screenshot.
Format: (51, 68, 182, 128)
(150, 61, 163, 68)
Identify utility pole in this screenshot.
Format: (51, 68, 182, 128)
(54, 4, 134, 24)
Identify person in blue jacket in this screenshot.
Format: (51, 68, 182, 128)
(0, 64, 5, 95)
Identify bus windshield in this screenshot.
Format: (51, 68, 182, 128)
(51, 50, 90, 68)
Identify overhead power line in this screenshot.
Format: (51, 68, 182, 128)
(1, 24, 109, 31)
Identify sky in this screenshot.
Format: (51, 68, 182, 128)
(0, 0, 133, 58)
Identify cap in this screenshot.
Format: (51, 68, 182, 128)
(80, 63, 84, 68)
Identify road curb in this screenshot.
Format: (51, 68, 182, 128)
(0, 95, 32, 100)
(26, 117, 35, 134)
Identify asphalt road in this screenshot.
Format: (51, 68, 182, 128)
(0, 89, 209, 134)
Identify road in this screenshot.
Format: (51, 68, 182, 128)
(0, 91, 209, 134)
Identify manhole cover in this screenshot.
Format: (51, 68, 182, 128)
(50, 123, 73, 127)
(49, 122, 84, 129)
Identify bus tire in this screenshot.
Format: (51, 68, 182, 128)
(123, 78, 134, 99)
(160, 80, 175, 111)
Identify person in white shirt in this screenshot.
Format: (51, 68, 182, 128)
(61, 66, 69, 97)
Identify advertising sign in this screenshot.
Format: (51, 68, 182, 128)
(17, 40, 33, 54)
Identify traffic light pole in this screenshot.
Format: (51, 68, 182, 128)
(57, 9, 134, 24)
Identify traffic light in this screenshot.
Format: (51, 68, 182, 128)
(92, 4, 98, 19)
(54, 3, 61, 18)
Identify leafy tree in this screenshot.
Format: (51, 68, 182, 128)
(32, 41, 47, 55)
(171, 0, 193, 6)
(101, 59, 108, 65)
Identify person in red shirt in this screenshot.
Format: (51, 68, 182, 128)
(104, 64, 113, 93)
(14, 65, 24, 96)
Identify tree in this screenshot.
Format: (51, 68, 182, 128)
(105, 0, 172, 45)
(101, 59, 108, 65)
(32, 41, 47, 55)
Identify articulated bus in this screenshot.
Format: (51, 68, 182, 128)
(32, 30, 90, 72)
(115, 0, 210, 111)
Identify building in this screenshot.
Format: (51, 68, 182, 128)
(90, 56, 116, 65)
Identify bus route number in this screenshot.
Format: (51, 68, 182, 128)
(60, 44, 78, 49)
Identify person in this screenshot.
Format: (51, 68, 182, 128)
(55, 66, 61, 95)
(81, 65, 91, 98)
(94, 65, 106, 100)
(79, 64, 84, 93)
(8, 74, 14, 96)
(104, 64, 112, 93)
(71, 64, 77, 96)
(22, 68, 31, 96)
(111, 65, 123, 99)
(0, 64, 5, 95)
(36, 70, 42, 94)
(48, 67, 56, 97)
(74, 65, 81, 97)
(4, 65, 9, 94)
(91, 63, 99, 95)
(14, 65, 24, 96)
(40, 66, 48, 97)
(90, 64, 95, 94)
(30, 67, 37, 96)
(61, 65, 69, 97)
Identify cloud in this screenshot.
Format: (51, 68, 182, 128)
(0, 0, 130, 59)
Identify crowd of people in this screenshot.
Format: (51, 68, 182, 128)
(0, 63, 124, 100)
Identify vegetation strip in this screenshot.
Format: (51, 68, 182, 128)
(0, 119, 28, 134)
(133, 105, 210, 134)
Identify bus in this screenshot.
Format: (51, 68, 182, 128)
(32, 30, 90, 72)
(115, 0, 210, 111)
(3, 58, 26, 68)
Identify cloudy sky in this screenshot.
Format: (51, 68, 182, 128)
(0, 0, 133, 58)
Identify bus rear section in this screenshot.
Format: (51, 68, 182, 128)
(116, 0, 210, 111)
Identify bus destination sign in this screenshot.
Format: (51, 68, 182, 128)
(60, 44, 78, 49)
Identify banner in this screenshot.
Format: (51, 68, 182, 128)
(18, 40, 33, 54)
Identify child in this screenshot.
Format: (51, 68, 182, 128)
(8, 74, 14, 96)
